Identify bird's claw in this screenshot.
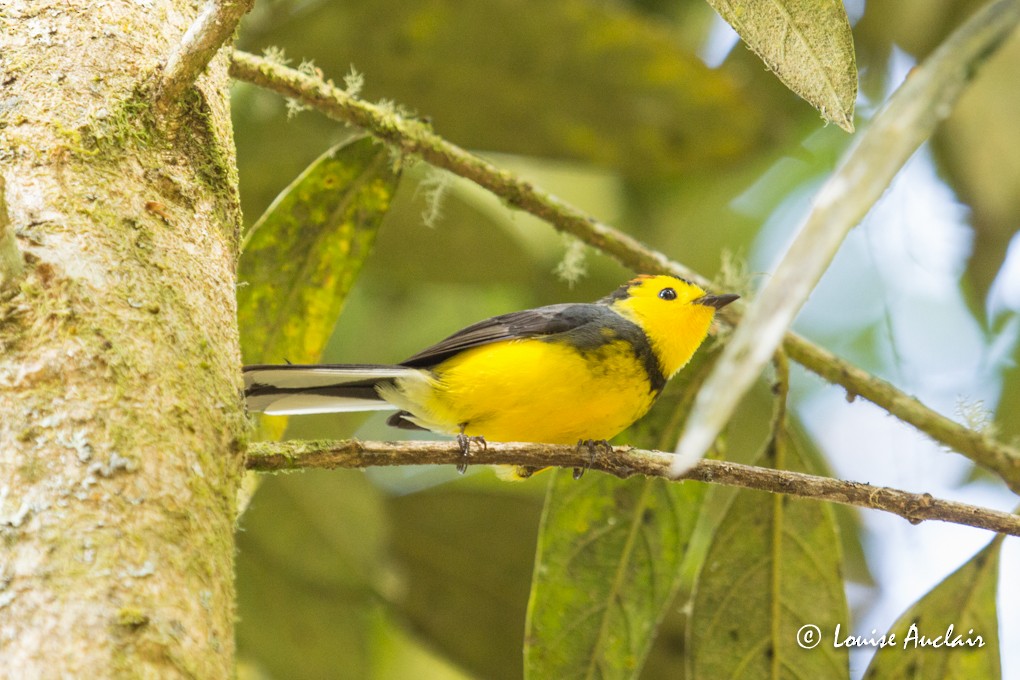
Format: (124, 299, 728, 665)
(455, 433, 487, 474)
(572, 439, 612, 479)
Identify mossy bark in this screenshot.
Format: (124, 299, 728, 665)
(1, 2, 245, 676)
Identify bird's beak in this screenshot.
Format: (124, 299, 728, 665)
(694, 293, 739, 309)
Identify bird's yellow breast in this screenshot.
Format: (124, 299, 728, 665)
(394, 337, 658, 444)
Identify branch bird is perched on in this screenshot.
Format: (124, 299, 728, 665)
(244, 275, 737, 475)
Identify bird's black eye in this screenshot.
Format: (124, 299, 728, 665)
(658, 287, 677, 301)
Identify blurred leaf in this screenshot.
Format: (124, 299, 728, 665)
(387, 485, 545, 680)
(236, 470, 392, 679)
(240, 0, 767, 178)
(689, 428, 849, 679)
(856, 0, 986, 64)
(704, 0, 857, 131)
(523, 348, 716, 679)
(863, 536, 1003, 680)
(342, 161, 631, 294)
(995, 355, 1020, 444)
(370, 609, 474, 680)
(934, 35, 1020, 322)
(238, 134, 400, 365)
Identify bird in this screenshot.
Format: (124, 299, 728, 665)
(243, 274, 737, 476)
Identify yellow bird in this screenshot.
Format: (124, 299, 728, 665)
(244, 275, 736, 474)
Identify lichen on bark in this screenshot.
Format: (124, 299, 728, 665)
(1, 1, 246, 675)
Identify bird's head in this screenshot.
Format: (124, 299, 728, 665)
(605, 275, 738, 378)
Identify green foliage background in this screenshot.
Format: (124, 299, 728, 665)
(231, 1, 1018, 678)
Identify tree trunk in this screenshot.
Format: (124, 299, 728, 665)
(1, 2, 244, 675)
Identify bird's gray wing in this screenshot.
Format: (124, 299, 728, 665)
(399, 303, 612, 368)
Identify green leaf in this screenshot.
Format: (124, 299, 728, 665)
(704, 0, 857, 131)
(689, 429, 849, 679)
(863, 536, 1003, 680)
(525, 471, 704, 679)
(237, 134, 400, 366)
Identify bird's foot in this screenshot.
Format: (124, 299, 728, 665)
(573, 439, 612, 479)
(455, 432, 487, 474)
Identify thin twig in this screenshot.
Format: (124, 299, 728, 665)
(157, 0, 255, 107)
(227, 49, 1020, 492)
(674, 0, 1020, 477)
(784, 334, 1020, 490)
(245, 439, 1020, 536)
(0, 175, 24, 294)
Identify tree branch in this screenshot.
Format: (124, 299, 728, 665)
(227, 50, 1020, 492)
(0, 175, 24, 295)
(784, 334, 1020, 491)
(156, 0, 254, 107)
(245, 439, 1020, 537)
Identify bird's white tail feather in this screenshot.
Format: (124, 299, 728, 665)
(242, 366, 415, 391)
(251, 393, 397, 416)
(243, 364, 419, 415)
